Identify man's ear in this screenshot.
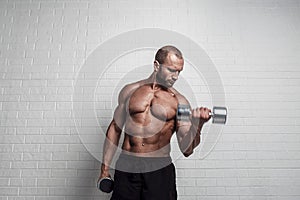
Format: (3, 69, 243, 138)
(154, 60, 159, 72)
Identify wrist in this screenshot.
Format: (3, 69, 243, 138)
(191, 119, 203, 132)
(101, 164, 110, 173)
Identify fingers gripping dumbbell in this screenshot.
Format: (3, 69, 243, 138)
(177, 105, 227, 124)
(97, 177, 114, 193)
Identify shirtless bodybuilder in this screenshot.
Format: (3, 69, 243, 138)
(98, 46, 211, 200)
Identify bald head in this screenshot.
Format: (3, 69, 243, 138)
(155, 45, 183, 64)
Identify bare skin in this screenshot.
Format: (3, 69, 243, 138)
(99, 52, 211, 179)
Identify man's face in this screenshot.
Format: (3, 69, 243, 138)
(156, 53, 184, 88)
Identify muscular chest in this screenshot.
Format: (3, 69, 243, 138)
(128, 85, 178, 121)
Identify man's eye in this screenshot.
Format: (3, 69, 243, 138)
(168, 68, 176, 73)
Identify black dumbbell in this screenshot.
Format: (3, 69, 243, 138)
(97, 177, 114, 193)
(177, 105, 227, 124)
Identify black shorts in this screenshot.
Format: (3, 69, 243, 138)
(111, 154, 177, 200)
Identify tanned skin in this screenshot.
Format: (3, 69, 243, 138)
(98, 52, 211, 180)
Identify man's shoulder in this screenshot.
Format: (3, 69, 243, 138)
(118, 80, 145, 101)
(122, 80, 144, 93)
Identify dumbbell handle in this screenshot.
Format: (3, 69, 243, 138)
(182, 108, 226, 116)
(185, 110, 213, 116)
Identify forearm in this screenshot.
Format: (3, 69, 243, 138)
(101, 138, 118, 174)
(180, 122, 204, 157)
(101, 120, 122, 175)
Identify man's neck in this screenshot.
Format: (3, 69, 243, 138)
(147, 73, 169, 91)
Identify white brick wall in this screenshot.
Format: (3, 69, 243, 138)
(1, 0, 300, 199)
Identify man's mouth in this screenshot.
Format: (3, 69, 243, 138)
(169, 80, 175, 85)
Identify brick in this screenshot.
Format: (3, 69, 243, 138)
(18, 111, 43, 119)
(35, 197, 65, 200)
(0, 161, 10, 168)
(0, 188, 19, 196)
(37, 178, 65, 187)
(40, 127, 71, 135)
(23, 153, 51, 161)
(0, 178, 9, 186)
(0, 144, 12, 153)
(20, 94, 45, 102)
(21, 169, 50, 178)
(2, 102, 28, 111)
(184, 187, 206, 195)
(19, 187, 48, 196)
(0, 169, 21, 178)
(79, 152, 95, 161)
(66, 161, 94, 169)
(40, 144, 67, 152)
(22, 80, 47, 87)
(28, 102, 55, 110)
(11, 161, 37, 169)
(27, 119, 55, 127)
(0, 153, 22, 161)
(52, 135, 80, 144)
(38, 161, 66, 169)
(7, 197, 36, 200)
(16, 128, 40, 135)
(196, 178, 217, 187)
(13, 144, 40, 153)
(0, 135, 24, 144)
(206, 186, 226, 195)
(51, 169, 77, 178)
(0, 118, 26, 127)
(25, 135, 52, 144)
(45, 94, 72, 102)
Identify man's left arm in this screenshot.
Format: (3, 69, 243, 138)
(176, 105, 211, 157)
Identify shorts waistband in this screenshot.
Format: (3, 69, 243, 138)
(115, 153, 173, 173)
(119, 153, 172, 162)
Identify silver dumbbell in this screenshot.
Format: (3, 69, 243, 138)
(177, 105, 227, 124)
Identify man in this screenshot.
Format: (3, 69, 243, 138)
(98, 45, 211, 200)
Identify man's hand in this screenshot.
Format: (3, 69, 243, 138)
(191, 107, 211, 126)
(99, 172, 110, 179)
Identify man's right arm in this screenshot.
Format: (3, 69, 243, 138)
(99, 83, 138, 179)
(100, 107, 125, 178)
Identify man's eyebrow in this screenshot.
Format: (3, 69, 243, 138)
(168, 67, 177, 72)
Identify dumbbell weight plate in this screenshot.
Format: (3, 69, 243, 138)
(176, 104, 191, 121)
(97, 177, 114, 193)
(212, 106, 227, 124)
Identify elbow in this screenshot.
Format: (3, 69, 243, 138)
(183, 153, 190, 157)
(183, 150, 193, 157)
(180, 144, 194, 157)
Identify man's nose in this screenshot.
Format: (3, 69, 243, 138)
(172, 72, 179, 80)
